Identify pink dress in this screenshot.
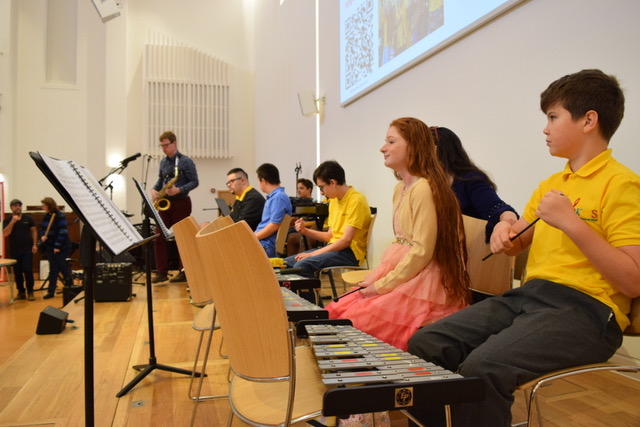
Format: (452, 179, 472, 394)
(326, 179, 467, 351)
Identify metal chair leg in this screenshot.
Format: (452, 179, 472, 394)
(325, 270, 338, 299)
(189, 309, 228, 427)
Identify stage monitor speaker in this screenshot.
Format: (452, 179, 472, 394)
(91, 0, 121, 22)
(95, 262, 133, 302)
(36, 306, 69, 335)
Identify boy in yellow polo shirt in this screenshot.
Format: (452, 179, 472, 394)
(408, 69, 640, 427)
(284, 160, 371, 286)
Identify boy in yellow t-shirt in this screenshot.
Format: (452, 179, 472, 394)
(408, 69, 640, 427)
(284, 160, 371, 287)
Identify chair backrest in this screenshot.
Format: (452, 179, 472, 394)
(275, 214, 292, 257)
(173, 215, 233, 304)
(363, 213, 377, 268)
(462, 215, 514, 297)
(626, 297, 640, 335)
(195, 221, 292, 379)
(200, 215, 234, 234)
(513, 245, 530, 284)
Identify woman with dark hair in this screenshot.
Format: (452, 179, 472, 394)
(432, 126, 518, 241)
(326, 117, 470, 351)
(39, 197, 72, 299)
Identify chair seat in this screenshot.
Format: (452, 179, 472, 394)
(318, 213, 377, 299)
(516, 362, 640, 391)
(341, 269, 371, 286)
(229, 345, 326, 425)
(192, 303, 220, 331)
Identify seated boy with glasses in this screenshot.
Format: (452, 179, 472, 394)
(283, 160, 371, 302)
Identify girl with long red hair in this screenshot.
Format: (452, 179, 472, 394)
(326, 117, 470, 350)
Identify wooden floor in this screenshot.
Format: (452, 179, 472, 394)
(0, 276, 639, 427)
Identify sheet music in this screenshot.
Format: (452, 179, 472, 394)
(33, 152, 144, 255)
(132, 178, 174, 240)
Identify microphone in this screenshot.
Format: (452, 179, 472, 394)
(120, 153, 141, 166)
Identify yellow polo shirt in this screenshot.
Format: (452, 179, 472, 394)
(236, 185, 254, 201)
(523, 149, 640, 331)
(327, 187, 371, 264)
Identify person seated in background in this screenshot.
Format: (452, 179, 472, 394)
(287, 178, 318, 256)
(326, 117, 470, 351)
(226, 167, 265, 231)
(254, 163, 292, 257)
(432, 126, 518, 241)
(283, 160, 371, 282)
(408, 69, 640, 427)
(295, 178, 314, 199)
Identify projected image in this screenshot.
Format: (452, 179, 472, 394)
(379, 0, 444, 66)
(340, 0, 524, 105)
(343, 0, 376, 92)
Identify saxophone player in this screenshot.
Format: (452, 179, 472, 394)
(150, 131, 199, 283)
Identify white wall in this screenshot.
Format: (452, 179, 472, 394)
(125, 0, 257, 224)
(0, 0, 16, 207)
(2, 0, 257, 225)
(253, 0, 318, 194)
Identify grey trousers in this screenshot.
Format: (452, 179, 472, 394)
(407, 279, 623, 427)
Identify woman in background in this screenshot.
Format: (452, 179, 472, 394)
(326, 117, 470, 351)
(40, 197, 72, 299)
(432, 126, 518, 241)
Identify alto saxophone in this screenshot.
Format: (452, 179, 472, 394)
(154, 167, 178, 211)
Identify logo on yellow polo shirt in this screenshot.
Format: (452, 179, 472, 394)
(573, 198, 598, 222)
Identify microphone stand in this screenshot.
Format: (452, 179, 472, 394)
(294, 162, 301, 192)
(98, 165, 125, 189)
(141, 155, 153, 217)
(97, 155, 138, 191)
(104, 181, 114, 200)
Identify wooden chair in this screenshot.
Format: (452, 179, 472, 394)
(0, 259, 17, 306)
(216, 190, 236, 208)
(319, 212, 377, 299)
(275, 214, 293, 258)
(513, 297, 640, 426)
(173, 215, 234, 426)
(342, 214, 515, 294)
(462, 214, 514, 299)
(513, 245, 530, 285)
(195, 221, 326, 426)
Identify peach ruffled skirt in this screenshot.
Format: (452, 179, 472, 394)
(326, 242, 466, 351)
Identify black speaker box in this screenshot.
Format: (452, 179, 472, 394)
(94, 262, 133, 302)
(36, 306, 69, 335)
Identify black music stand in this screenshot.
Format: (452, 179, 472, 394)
(30, 152, 152, 427)
(116, 179, 204, 397)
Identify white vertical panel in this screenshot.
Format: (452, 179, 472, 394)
(143, 35, 231, 158)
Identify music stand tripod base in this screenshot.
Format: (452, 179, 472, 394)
(115, 215, 205, 398)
